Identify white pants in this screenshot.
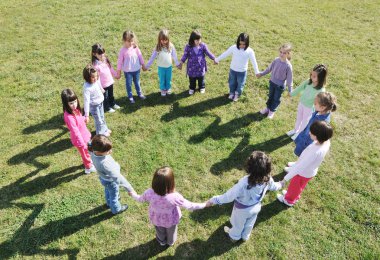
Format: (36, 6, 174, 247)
(294, 103, 313, 134)
(228, 203, 261, 241)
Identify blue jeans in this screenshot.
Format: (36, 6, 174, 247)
(89, 103, 108, 135)
(99, 178, 121, 214)
(228, 69, 247, 96)
(228, 203, 261, 241)
(158, 66, 172, 91)
(266, 81, 285, 112)
(124, 70, 142, 98)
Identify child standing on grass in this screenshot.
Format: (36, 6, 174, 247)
(61, 89, 96, 174)
(179, 30, 216, 95)
(89, 135, 136, 214)
(145, 29, 180, 96)
(215, 33, 260, 101)
(207, 151, 283, 242)
(92, 43, 121, 113)
(116, 30, 146, 104)
(258, 43, 293, 119)
(83, 64, 111, 137)
(130, 166, 206, 246)
(287, 64, 327, 137)
(277, 121, 333, 206)
(293, 92, 337, 157)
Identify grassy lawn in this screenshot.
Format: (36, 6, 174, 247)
(1, 0, 379, 259)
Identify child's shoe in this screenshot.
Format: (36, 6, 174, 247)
(260, 107, 269, 115)
(286, 129, 296, 136)
(161, 90, 167, 96)
(113, 104, 121, 110)
(114, 204, 129, 214)
(157, 239, 166, 246)
(291, 133, 299, 141)
(233, 95, 239, 102)
(284, 166, 290, 172)
(200, 88, 205, 94)
(267, 110, 275, 119)
(277, 194, 294, 206)
(223, 226, 239, 243)
(228, 93, 234, 100)
(166, 89, 172, 95)
(84, 165, 96, 174)
(189, 89, 195, 95)
(107, 108, 116, 113)
(282, 190, 287, 195)
(103, 131, 111, 137)
(139, 94, 146, 100)
(129, 97, 135, 104)
(287, 162, 296, 167)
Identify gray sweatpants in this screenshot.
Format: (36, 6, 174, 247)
(155, 225, 178, 245)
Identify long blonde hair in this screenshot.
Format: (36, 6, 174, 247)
(156, 29, 172, 52)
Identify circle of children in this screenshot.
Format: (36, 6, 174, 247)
(60, 29, 337, 245)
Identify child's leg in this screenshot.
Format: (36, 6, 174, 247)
(99, 178, 111, 207)
(228, 69, 238, 94)
(108, 85, 115, 107)
(236, 70, 247, 96)
(132, 70, 142, 96)
(270, 84, 285, 112)
(198, 76, 205, 90)
(166, 66, 173, 91)
(266, 81, 275, 110)
(124, 72, 133, 98)
(158, 67, 166, 91)
(103, 87, 110, 111)
(76, 146, 92, 169)
(90, 103, 108, 135)
(189, 77, 196, 91)
(165, 224, 178, 245)
(294, 103, 312, 133)
(107, 181, 122, 214)
(228, 206, 248, 240)
(284, 175, 312, 204)
(241, 203, 261, 241)
(154, 226, 167, 245)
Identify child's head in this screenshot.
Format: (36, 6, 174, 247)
(88, 134, 112, 153)
(61, 88, 81, 114)
(83, 64, 98, 84)
(309, 64, 328, 89)
(92, 43, 106, 63)
(314, 92, 337, 113)
(236, 33, 249, 50)
(245, 151, 272, 187)
(188, 30, 202, 47)
(156, 29, 170, 52)
(122, 30, 138, 48)
(279, 43, 292, 61)
(309, 120, 333, 144)
(152, 166, 175, 196)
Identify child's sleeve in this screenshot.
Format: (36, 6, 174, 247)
(146, 49, 158, 69)
(267, 178, 282, 191)
(104, 160, 134, 192)
(290, 80, 308, 97)
(210, 179, 243, 205)
(116, 48, 124, 71)
(215, 45, 234, 63)
(286, 64, 293, 92)
(259, 61, 274, 77)
(175, 194, 206, 210)
(203, 44, 216, 60)
(137, 47, 145, 65)
(64, 114, 86, 148)
(131, 189, 151, 203)
(83, 87, 90, 117)
(180, 45, 190, 63)
(248, 49, 260, 75)
(171, 45, 180, 66)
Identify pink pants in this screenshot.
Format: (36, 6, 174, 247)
(294, 103, 313, 133)
(76, 146, 92, 169)
(284, 175, 312, 204)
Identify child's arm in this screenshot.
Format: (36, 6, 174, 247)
(130, 189, 151, 203)
(248, 49, 260, 75)
(116, 48, 124, 79)
(286, 65, 293, 93)
(171, 45, 180, 67)
(64, 114, 87, 148)
(209, 179, 243, 206)
(214, 45, 234, 63)
(145, 49, 158, 70)
(283, 151, 317, 182)
(266, 177, 284, 191)
(175, 195, 206, 210)
(179, 45, 190, 68)
(136, 47, 146, 69)
(258, 61, 273, 78)
(290, 80, 308, 97)
(203, 43, 216, 61)
(83, 87, 91, 121)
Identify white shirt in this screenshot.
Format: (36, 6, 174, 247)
(83, 80, 104, 116)
(215, 45, 259, 74)
(284, 140, 331, 181)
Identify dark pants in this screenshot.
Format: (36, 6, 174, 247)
(189, 76, 205, 90)
(155, 225, 178, 245)
(266, 81, 285, 112)
(103, 85, 115, 111)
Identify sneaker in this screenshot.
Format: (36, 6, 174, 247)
(114, 204, 129, 214)
(200, 88, 205, 94)
(139, 94, 146, 100)
(189, 89, 195, 95)
(228, 93, 234, 100)
(103, 131, 110, 137)
(287, 129, 296, 136)
(287, 162, 296, 167)
(161, 90, 167, 96)
(277, 194, 294, 206)
(267, 110, 275, 119)
(157, 239, 166, 246)
(166, 89, 172, 95)
(282, 190, 287, 195)
(291, 133, 299, 141)
(224, 226, 239, 243)
(233, 95, 239, 102)
(106, 108, 116, 113)
(113, 104, 121, 110)
(84, 166, 96, 174)
(284, 166, 290, 172)
(129, 97, 135, 104)
(260, 107, 269, 115)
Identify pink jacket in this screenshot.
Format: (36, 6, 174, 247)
(63, 110, 91, 148)
(132, 188, 205, 228)
(93, 60, 117, 88)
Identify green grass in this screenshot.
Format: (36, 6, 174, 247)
(1, 0, 379, 259)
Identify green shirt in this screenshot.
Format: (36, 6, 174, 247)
(291, 80, 325, 108)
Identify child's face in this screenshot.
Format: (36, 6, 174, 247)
(279, 48, 289, 61)
(309, 131, 317, 142)
(314, 98, 326, 113)
(160, 38, 169, 46)
(90, 72, 98, 84)
(95, 52, 105, 62)
(124, 39, 134, 48)
(68, 99, 78, 111)
(311, 71, 319, 86)
(194, 39, 201, 46)
(239, 41, 246, 49)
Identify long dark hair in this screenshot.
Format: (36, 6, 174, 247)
(309, 64, 328, 89)
(91, 43, 112, 67)
(61, 89, 81, 114)
(188, 30, 201, 47)
(245, 151, 272, 188)
(236, 33, 249, 50)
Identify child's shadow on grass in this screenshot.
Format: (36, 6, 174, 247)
(103, 239, 168, 259)
(0, 203, 113, 259)
(22, 114, 66, 134)
(210, 134, 292, 175)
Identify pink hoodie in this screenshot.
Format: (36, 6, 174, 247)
(63, 110, 91, 148)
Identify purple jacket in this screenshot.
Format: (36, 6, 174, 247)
(180, 43, 215, 77)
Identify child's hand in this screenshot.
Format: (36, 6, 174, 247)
(128, 191, 137, 196)
(142, 64, 147, 71)
(213, 60, 218, 65)
(256, 74, 261, 78)
(205, 200, 214, 207)
(280, 180, 286, 188)
(84, 116, 90, 124)
(177, 63, 182, 70)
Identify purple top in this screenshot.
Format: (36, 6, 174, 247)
(259, 57, 293, 92)
(180, 43, 215, 77)
(132, 188, 206, 228)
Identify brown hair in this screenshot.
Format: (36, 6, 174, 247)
(88, 135, 112, 153)
(122, 30, 138, 46)
(310, 120, 333, 143)
(152, 166, 175, 196)
(83, 64, 98, 83)
(245, 151, 272, 188)
(61, 89, 81, 114)
(279, 43, 292, 60)
(316, 92, 337, 113)
(156, 29, 172, 52)
(309, 64, 328, 89)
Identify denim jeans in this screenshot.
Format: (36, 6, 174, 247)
(99, 178, 121, 214)
(124, 70, 142, 98)
(228, 69, 247, 96)
(266, 81, 285, 112)
(158, 66, 172, 91)
(89, 103, 108, 135)
(189, 76, 205, 90)
(103, 85, 115, 111)
(228, 203, 261, 241)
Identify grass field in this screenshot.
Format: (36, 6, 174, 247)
(1, 0, 379, 259)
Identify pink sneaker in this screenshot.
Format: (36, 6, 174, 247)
(267, 110, 275, 119)
(260, 107, 269, 115)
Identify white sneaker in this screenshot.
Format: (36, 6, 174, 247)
(284, 167, 290, 172)
(161, 90, 167, 96)
(129, 97, 135, 104)
(287, 129, 296, 136)
(113, 104, 121, 110)
(277, 194, 294, 206)
(291, 133, 299, 140)
(260, 107, 269, 115)
(85, 166, 96, 174)
(139, 94, 146, 100)
(287, 162, 296, 167)
(228, 93, 234, 100)
(224, 226, 239, 243)
(200, 88, 205, 94)
(107, 108, 116, 113)
(282, 190, 287, 195)
(267, 110, 275, 119)
(167, 89, 172, 95)
(189, 89, 195, 95)
(233, 95, 239, 102)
